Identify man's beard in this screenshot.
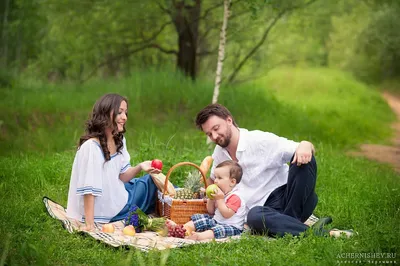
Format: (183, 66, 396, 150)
(217, 128, 232, 148)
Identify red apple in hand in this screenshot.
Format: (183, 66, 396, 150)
(151, 159, 163, 170)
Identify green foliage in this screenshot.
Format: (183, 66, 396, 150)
(328, 2, 372, 79)
(328, 0, 400, 83)
(357, 5, 400, 81)
(0, 69, 15, 88)
(1, 0, 400, 83)
(0, 68, 399, 265)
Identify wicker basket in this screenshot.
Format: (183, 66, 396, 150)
(157, 162, 208, 224)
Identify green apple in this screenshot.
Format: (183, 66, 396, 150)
(206, 184, 218, 199)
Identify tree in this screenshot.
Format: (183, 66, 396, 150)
(226, 0, 318, 84)
(212, 0, 231, 103)
(170, 0, 201, 80)
(358, 2, 400, 80)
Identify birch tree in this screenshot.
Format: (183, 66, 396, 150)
(211, 0, 231, 104)
(207, 0, 231, 145)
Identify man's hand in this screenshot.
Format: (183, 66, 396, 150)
(291, 141, 315, 166)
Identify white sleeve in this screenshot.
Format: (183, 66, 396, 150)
(120, 137, 131, 174)
(278, 136, 299, 164)
(259, 132, 298, 166)
(75, 141, 104, 197)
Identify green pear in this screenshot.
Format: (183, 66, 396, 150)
(206, 184, 218, 199)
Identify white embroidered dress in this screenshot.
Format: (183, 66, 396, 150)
(66, 138, 131, 223)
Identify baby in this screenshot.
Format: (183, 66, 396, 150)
(184, 160, 246, 240)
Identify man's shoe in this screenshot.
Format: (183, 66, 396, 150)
(311, 216, 333, 235)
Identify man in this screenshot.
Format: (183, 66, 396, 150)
(195, 103, 339, 237)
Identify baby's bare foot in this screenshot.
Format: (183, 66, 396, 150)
(186, 232, 199, 240)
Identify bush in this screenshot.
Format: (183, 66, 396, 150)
(0, 69, 15, 88)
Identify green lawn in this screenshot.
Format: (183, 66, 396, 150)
(0, 68, 399, 265)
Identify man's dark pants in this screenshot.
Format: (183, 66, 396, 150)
(247, 155, 318, 237)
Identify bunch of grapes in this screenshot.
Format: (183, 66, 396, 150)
(166, 220, 186, 238)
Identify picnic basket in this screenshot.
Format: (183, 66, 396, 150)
(156, 162, 209, 224)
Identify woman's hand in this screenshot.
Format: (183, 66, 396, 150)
(81, 221, 95, 231)
(140, 161, 161, 174)
(120, 161, 161, 182)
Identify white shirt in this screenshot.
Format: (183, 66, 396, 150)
(66, 138, 131, 223)
(213, 187, 246, 230)
(210, 128, 298, 213)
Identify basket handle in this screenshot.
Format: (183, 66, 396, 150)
(163, 162, 208, 196)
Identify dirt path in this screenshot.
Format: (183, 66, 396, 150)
(349, 92, 400, 173)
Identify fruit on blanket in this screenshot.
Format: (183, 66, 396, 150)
(166, 222, 186, 238)
(102, 223, 115, 233)
(123, 225, 136, 236)
(151, 159, 163, 170)
(156, 227, 168, 237)
(206, 184, 218, 199)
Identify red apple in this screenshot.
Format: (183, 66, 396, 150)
(102, 223, 115, 233)
(151, 159, 163, 170)
(123, 225, 136, 236)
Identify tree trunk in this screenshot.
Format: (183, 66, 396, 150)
(1, 0, 10, 67)
(16, 15, 22, 71)
(206, 0, 231, 145)
(212, 0, 231, 104)
(102, 53, 120, 78)
(172, 0, 201, 80)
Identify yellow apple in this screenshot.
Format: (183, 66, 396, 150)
(206, 184, 218, 199)
(123, 225, 136, 236)
(101, 223, 115, 233)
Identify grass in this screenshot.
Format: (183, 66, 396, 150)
(0, 67, 399, 265)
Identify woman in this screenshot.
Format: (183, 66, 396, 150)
(66, 93, 159, 231)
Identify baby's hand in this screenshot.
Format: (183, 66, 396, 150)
(212, 187, 224, 200)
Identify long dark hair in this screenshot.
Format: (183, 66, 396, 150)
(79, 93, 128, 161)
